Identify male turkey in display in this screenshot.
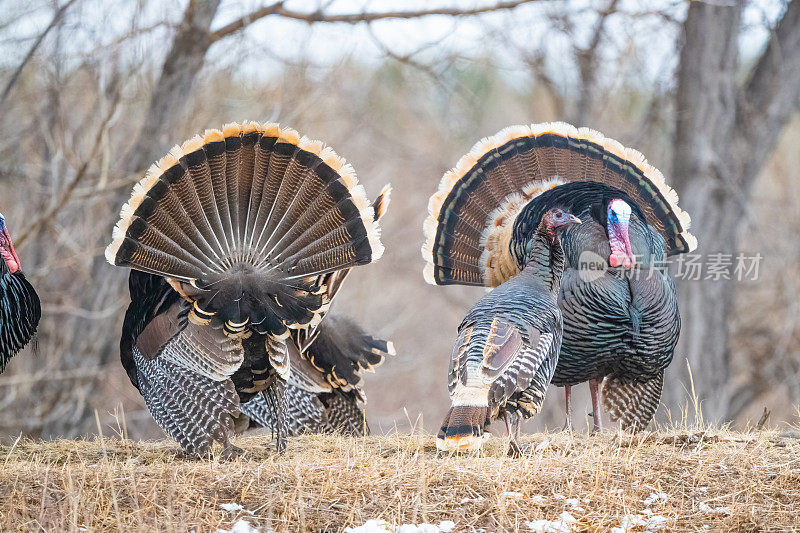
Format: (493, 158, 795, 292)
(0, 212, 41, 372)
(111, 122, 387, 457)
(238, 189, 395, 437)
(423, 123, 696, 434)
(437, 208, 581, 454)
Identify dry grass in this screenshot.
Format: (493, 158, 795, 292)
(1, 428, 799, 532)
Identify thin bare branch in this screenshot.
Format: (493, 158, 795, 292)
(16, 89, 120, 247)
(0, 0, 78, 110)
(212, 0, 544, 41)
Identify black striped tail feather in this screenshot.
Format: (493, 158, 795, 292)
(422, 122, 696, 288)
(0, 267, 41, 372)
(436, 405, 490, 452)
(601, 371, 663, 432)
(303, 314, 395, 391)
(107, 122, 385, 338)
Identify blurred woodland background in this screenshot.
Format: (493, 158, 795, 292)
(1, 0, 800, 441)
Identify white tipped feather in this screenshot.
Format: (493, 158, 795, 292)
(277, 126, 299, 145)
(298, 136, 324, 155)
(337, 165, 358, 190)
(262, 122, 280, 137)
(222, 122, 241, 137)
(104, 235, 125, 265)
(203, 129, 224, 143)
(374, 183, 392, 221)
(422, 262, 437, 285)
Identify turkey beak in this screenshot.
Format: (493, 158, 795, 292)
(568, 214, 582, 225)
(0, 226, 21, 273)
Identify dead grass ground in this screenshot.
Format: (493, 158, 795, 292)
(0, 429, 799, 532)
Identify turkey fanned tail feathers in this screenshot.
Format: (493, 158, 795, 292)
(422, 122, 695, 288)
(114, 123, 387, 456)
(107, 122, 384, 338)
(0, 262, 41, 372)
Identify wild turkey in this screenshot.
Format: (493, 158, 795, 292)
(111, 122, 386, 457)
(437, 208, 580, 453)
(0, 212, 41, 372)
(423, 123, 696, 433)
(240, 314, 395, 436)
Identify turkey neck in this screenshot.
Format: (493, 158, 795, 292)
(519, 229, 565, 294)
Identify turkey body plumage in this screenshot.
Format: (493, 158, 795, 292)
(423, 123, 695, 433)
(555, 205, 679, 430)
(111, 122, 388, 456)
(0, 215, 40, 372)
(437, 211, 578, 453)
(554, 209, 679, 384)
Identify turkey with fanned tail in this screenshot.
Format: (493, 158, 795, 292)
(423, 123, 696, 433)
(0, 212, 41, 373)
(437, 208, 580, 454)
(112, 122, 386, 457)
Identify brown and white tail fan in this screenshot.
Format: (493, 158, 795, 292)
(422, 122, 696, 288)
(107, 122, 385, 338)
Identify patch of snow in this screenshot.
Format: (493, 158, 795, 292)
(460, 495, 485, 504)
(345, 520, 392, 533)
(642, 492, 669, 506)
(610, 513, 669, 532)
(438, 521, 456, 532)
(221, 503, 245, 513)
(501, 491, 523, 500)
(535, 440, 551, 452)
(216, 520, 260, 533)
(563, 498, 585, 512)
(530, 495, 547, 505)
(699, 503, 732, 516)
(526, 511, 577, 532)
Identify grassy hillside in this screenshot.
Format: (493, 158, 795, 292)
(1, 430, 798, 532)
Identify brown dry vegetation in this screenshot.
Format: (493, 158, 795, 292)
(1, 428, 799, 532)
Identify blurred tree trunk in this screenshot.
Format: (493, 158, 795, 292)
(58, 0, 224, 437)
(666, 0, 800, 421)
(124, 0, 221, 173)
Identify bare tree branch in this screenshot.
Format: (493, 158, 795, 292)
(212, 0, 544, 41)
(0, 0, 78, 110)
(573, 0, 619, 123)
(16, 89, 120, 247)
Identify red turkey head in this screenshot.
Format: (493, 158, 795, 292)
(0, 212, 21, 273)
(606, 199, 635, 269)
(542, 207, 582, 237)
